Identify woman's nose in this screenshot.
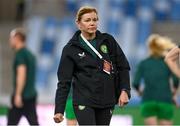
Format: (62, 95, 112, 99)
(90, 20, 95, 25)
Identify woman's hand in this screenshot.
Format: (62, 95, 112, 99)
(118, 90, 129, 107)
(14, 94, 23, 108)
(53, 113, 64, 123)
(172, 93, 179, 108)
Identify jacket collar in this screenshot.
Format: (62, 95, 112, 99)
(68, 30, 107, 47)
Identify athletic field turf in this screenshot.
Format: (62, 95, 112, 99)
(1, 105, 180, 125)
(113, 106, 180, 125)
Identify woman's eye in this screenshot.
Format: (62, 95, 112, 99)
(93, 18, 98, 22)
(83, 18, 98, 22)
(84, 19, 91, 22)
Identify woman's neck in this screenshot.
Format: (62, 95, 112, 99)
(15, 43, 25, 51)
(81, 32, 96, 41)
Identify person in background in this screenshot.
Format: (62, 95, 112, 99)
(133, 34, 179, 125)
(65, 87, 77, 126)
(54, 6, 130, 125)
(7, 28, 38, 125)
(165, 46, 180, 78)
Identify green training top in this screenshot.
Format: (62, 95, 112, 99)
(13, 48, 37, 99)
(133, 56, 179, 104)
(79, 35, 97, 58)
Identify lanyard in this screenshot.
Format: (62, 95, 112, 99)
(80, 33, 113, 75)
(80, 33, 103, 59)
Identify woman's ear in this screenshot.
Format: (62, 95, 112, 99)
(75, 20, 80, 29)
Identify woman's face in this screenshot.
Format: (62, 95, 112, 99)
(9, 33, 18, 49)
(76, 12, 98, 35)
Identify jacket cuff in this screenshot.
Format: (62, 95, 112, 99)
(54, 105, 65, 115)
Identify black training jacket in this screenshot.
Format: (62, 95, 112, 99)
(55, 30, 130, 114)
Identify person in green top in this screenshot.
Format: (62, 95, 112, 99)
(7, 28, 38, 125)
(133, 34, 179, 125)
(65, 86, 77, 126)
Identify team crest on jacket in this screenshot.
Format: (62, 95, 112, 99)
(100, 45, 108, 53)
(78, 105, 86, 110)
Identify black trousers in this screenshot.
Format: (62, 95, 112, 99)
(73, 104, 114, 125)
(7, 96, 39, 125)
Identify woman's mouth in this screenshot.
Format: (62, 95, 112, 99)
(88, 27, 96, 30)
